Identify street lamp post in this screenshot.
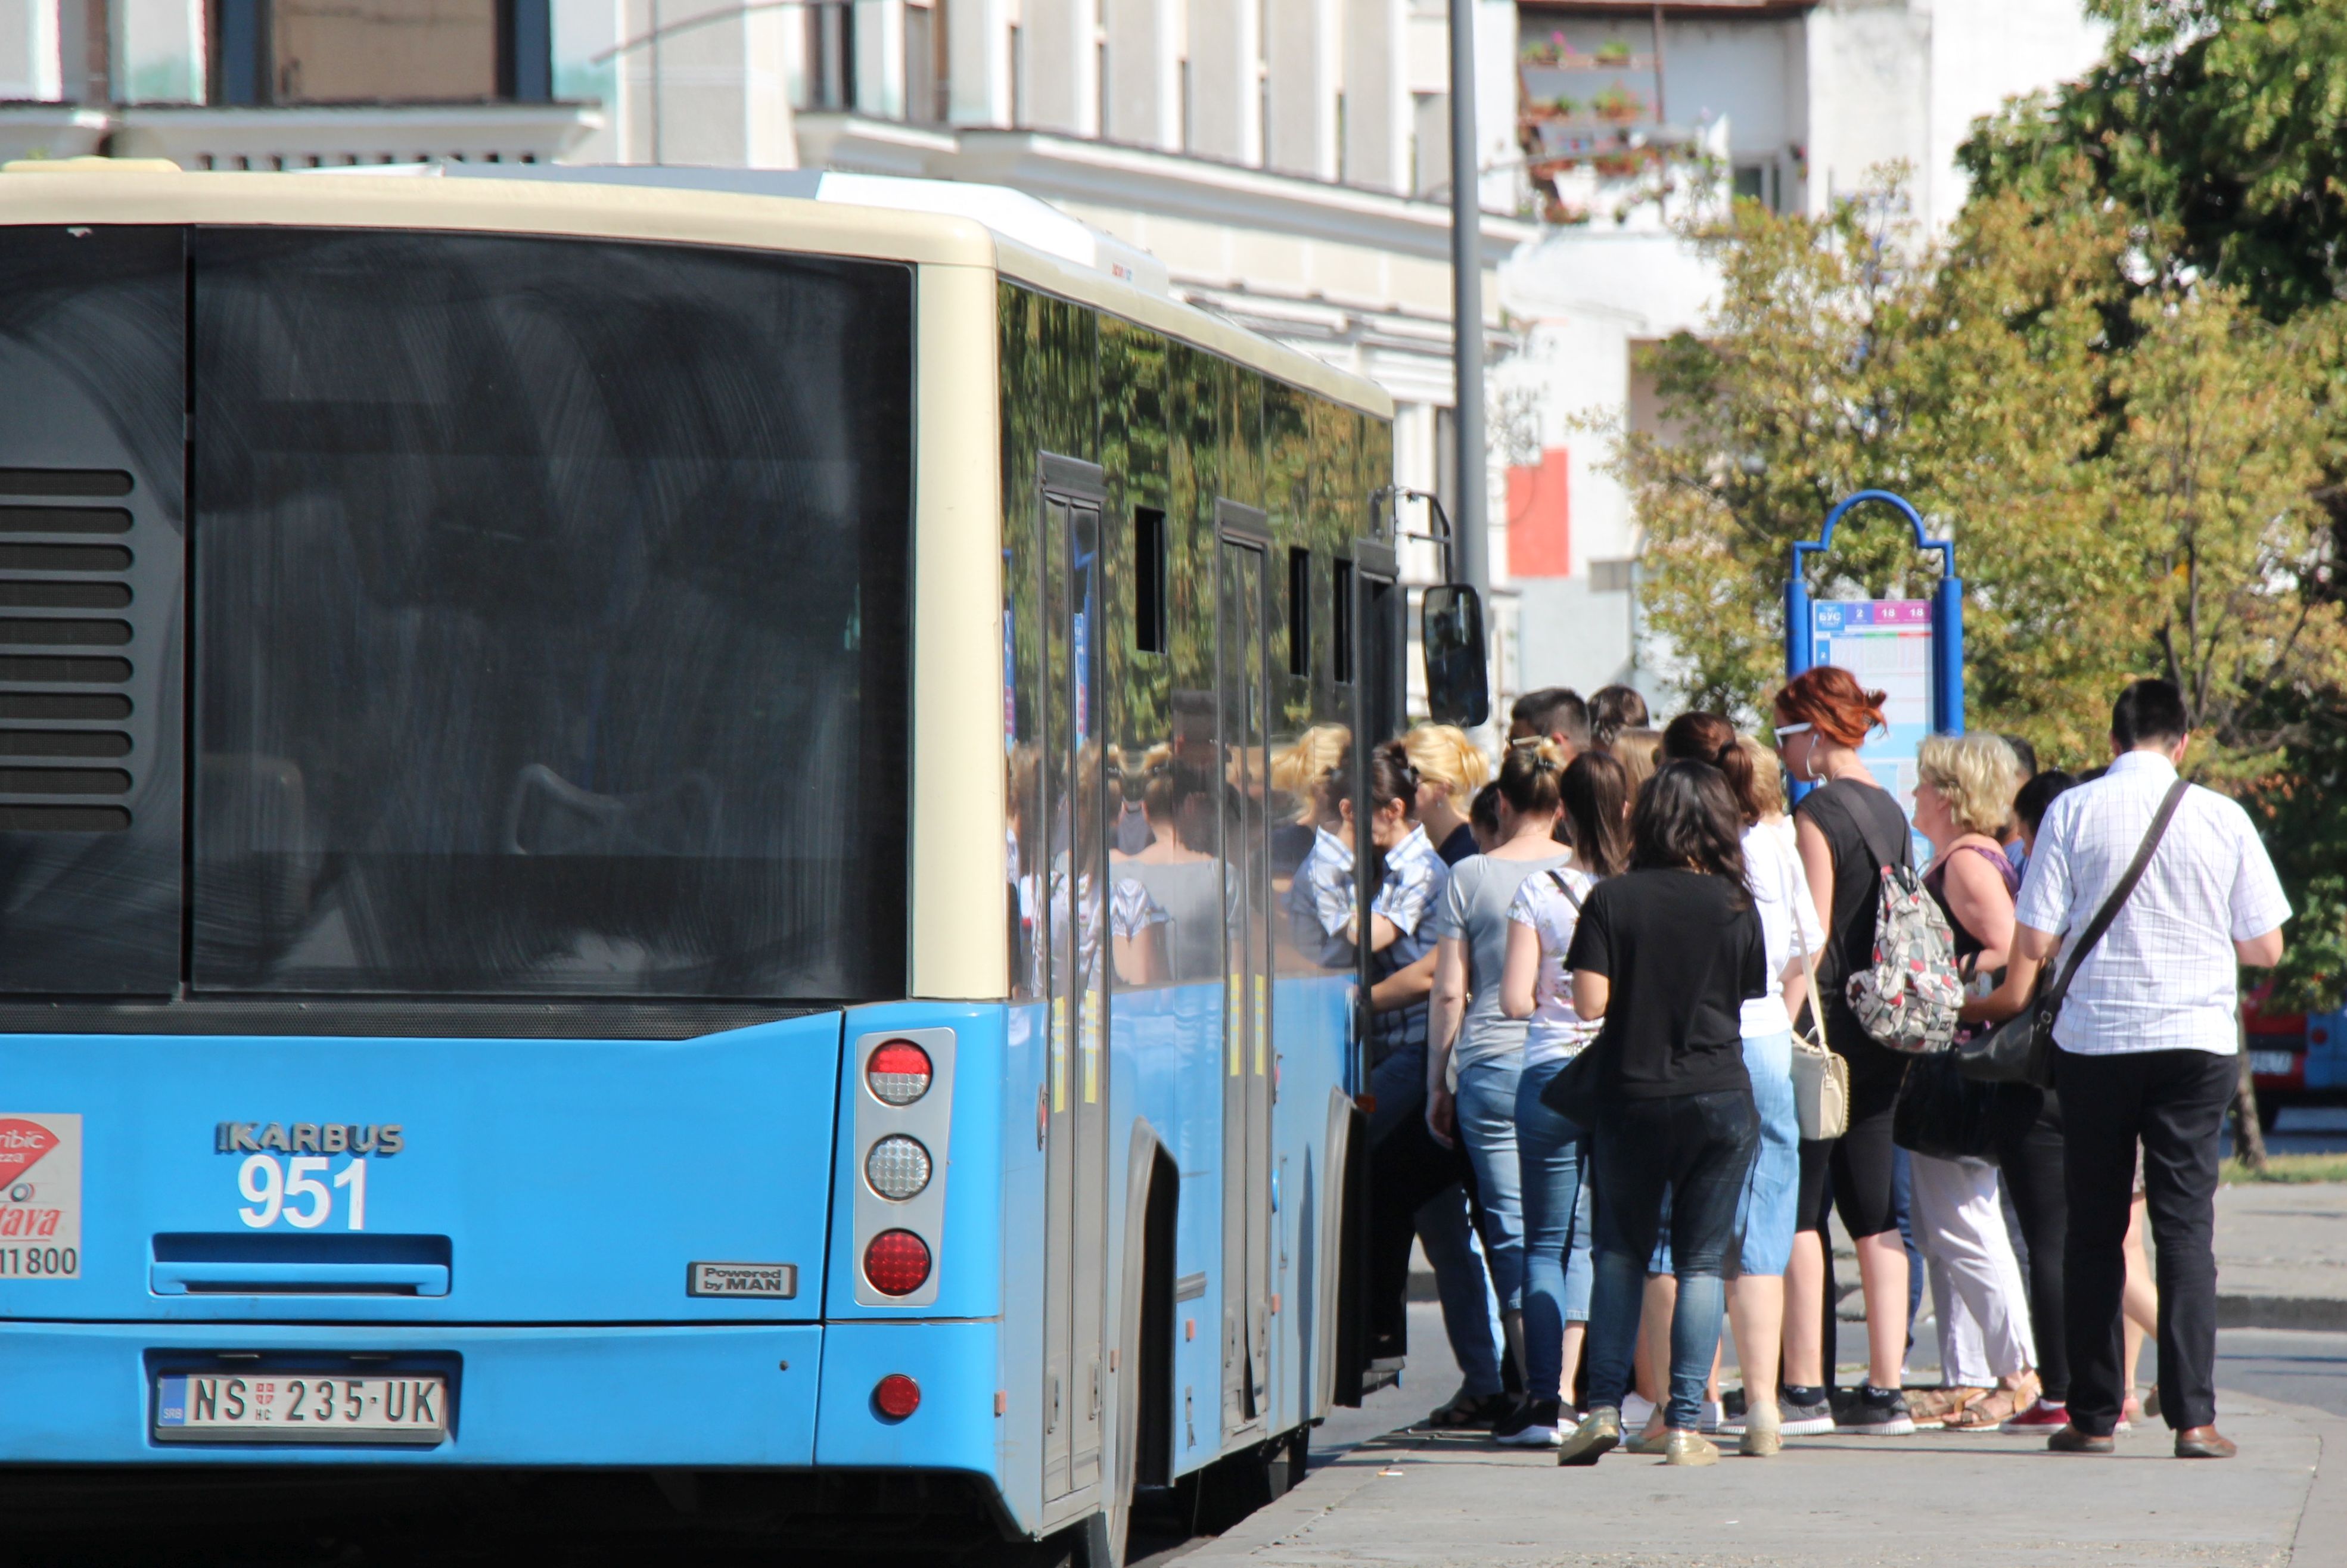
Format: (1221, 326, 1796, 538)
(1447, 0, 1487, 603)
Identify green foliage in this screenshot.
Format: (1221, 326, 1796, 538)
(1962, 0, 2347, 322)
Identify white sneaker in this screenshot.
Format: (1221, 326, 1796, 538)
(1621, 1393, 1656, 1429)
(1698, 1398, 1726, 1433)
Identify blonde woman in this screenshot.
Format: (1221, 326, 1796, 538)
(1908, 732, 2041, 1431)
(1404, 723, 1492, 867)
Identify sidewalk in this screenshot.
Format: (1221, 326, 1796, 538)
(1185, 1393, 2347, 1567)
(2213, 1183, 2347, 1331)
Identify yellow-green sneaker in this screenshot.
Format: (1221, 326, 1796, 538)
(1661, 1429, 1720, 1466)
(1557, 1407, 1622, 1467)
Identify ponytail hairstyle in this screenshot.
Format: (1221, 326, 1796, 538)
(1661, 711, 1764, 827)
(1773, 664, 1889, 749)
(1497, 736, 1567, 817)
(1631, 759, 1751, 906)
(1559, 750, 1633, 878)
(1372, 738, 1421, 818)
(1587, 684, 1650, 751)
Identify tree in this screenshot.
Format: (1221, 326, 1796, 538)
(1617, 168, 2345, 776)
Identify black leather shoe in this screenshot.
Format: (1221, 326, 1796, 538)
(2047, 1424, 2115, 1454)
(2175, 1426, 2237, 1459)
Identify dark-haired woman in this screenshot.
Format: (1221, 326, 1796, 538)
(1426, 740, 1576, 1425)
(1553, 762, 1766, 1468)
(1773, 665, 1915, 1436)
(1658, 714, 1821, 1455)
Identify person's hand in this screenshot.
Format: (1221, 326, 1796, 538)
(1426, 1087, 1456, 1148)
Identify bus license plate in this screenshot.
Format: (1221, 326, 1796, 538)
(2250, 1050, 2296, 1079)
(155, 1373, 448, 1443)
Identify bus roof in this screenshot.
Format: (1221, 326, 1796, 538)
(0, 158, 1394, 419)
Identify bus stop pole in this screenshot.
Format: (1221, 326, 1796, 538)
(1447, 0, 1487, 602)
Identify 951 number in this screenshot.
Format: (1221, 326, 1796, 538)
(238, 1155, 369, 1230)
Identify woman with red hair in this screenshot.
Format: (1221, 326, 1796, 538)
(1772, 666, 1917, 1438)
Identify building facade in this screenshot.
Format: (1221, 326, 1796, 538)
(0, 0, 2108, 707)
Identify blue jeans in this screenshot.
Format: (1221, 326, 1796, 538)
(1736, 1029, 1800, 1275)
(1515, 1055, 1595, 1401)
(1416, 1183, 1504, 1396)
(1584, 1087, 1760, 1430)
(1455, 1058, 1526, 1312)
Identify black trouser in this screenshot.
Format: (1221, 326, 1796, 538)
(1992, 1095, 2068, 1403)
(1366, 1040, 1470, 1355)
(2056, 1047, 2236, 1435)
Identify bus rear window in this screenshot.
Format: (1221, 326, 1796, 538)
(191, 230, 912, 1000)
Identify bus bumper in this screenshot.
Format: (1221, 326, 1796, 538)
(0, 1319, 1005, 1479)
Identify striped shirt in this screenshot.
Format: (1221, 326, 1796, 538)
(2013, 751, 2291, 1057)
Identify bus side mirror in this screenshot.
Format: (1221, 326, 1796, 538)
(1420, 584, 1489, 729)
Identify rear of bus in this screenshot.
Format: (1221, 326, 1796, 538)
(0, 182, 1010, 1527)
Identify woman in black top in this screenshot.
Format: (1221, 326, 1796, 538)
(1553, 761, 1764, 1468)
(1773, 665, 1916, 1436)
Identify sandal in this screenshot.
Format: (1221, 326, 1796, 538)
(1423, 1386, 1510, 1430)
(1906, 1386, 1987, 1429)
(1947, 1374, 2040, 1432)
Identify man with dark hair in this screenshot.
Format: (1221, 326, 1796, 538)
(2001, 733, 2039, 780)
(2013, 678, 2289, 1461)
(1510, 687, 1590, 758)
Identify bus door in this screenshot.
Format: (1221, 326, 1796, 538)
(1348, 543, 1404, 1090)
(1216, 502, 1274, 1437)
(1038, 457, 1111, 1501)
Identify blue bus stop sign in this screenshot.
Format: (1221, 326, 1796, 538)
(1785, 489, 1964, 808)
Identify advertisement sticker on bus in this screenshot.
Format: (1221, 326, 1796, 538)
(0, 1112, 81, 1278)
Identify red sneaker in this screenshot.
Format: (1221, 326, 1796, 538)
(2002, 1398, 2070, 1432)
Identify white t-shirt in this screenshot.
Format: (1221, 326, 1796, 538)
(1741, 817, 1826, 1040)
(1506, 865, 1603, 1066)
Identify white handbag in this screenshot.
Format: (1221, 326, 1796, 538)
(1784, 855, 1850, 1140)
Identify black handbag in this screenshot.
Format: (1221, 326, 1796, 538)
(1538, 1038, 1607, 1128)
(1956, 777, 2191, 1088)
(1893, 1051, 2041, 1161)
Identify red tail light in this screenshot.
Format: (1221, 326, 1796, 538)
(873, 1373, 922, 1420)
(866, 1041, 934, 1106)
(862, 1229, 932, 1296)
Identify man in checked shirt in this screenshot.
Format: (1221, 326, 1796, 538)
(2013, 679, 2290, 1460)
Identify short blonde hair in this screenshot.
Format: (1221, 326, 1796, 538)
(1403, 724, 1490, 807)
(1918, 732, 2023, 839)
(1609, 726, 1663, 799)
(1739, 735, 1785, 818)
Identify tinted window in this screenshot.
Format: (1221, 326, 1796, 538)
(192, 230, 912, 999)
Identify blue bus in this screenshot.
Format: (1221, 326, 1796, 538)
(0, 161, 1448, 1561)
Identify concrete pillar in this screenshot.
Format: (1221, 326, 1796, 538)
(1185, 0, 1258, 163)
(1264, 0, 1336, 178)
(114, 0, 203, 101)
(1341, 0, 1404, 190)
(1102, 0, 1177, 148)
(622, 0, 798, 167)
(947, 0, 1011, 126)
(0, 0, 61, 99)
(853, 0, 906, 121)
(1021, 0, 1096, 135)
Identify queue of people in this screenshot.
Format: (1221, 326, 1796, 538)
(1331, 672, 2289, 1468)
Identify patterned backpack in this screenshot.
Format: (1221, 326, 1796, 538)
(1845, 862, 1961, 1054)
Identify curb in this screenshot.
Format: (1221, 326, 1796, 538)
(2221, 1295, 2347, 1333)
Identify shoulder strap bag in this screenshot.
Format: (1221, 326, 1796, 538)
(1956, 776, 2192, 1089)
(1783, 851, 1851, 1140)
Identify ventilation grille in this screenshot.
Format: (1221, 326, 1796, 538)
(0, 470, 137, 832)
